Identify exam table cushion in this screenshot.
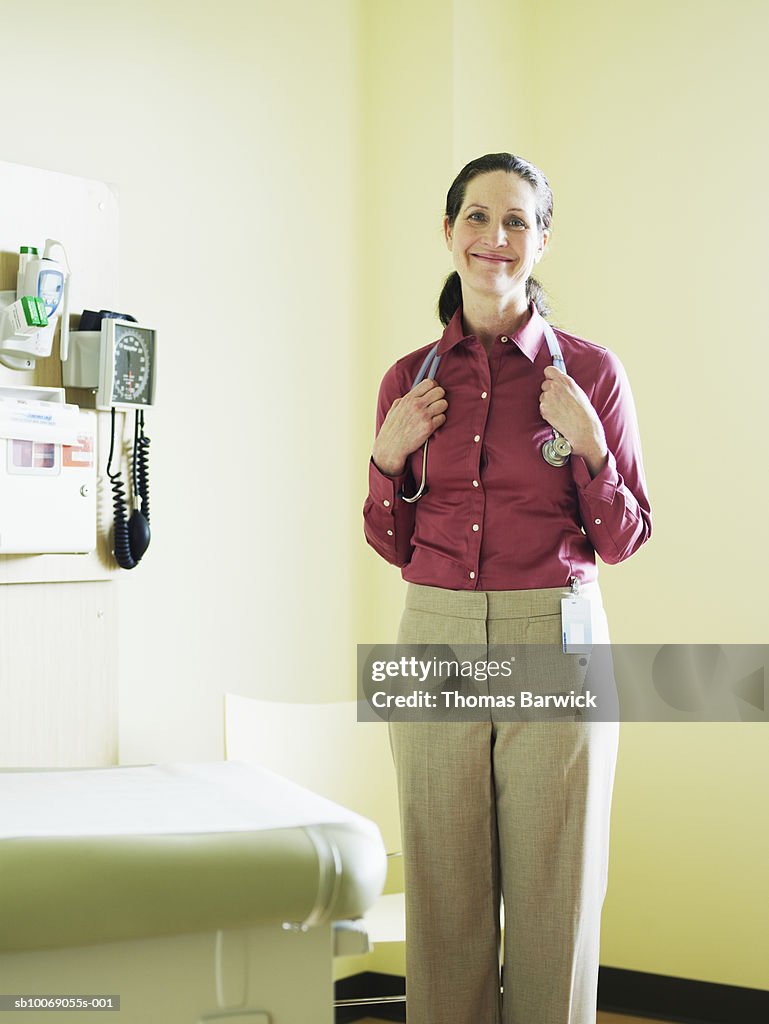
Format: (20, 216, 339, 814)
(0, 762, 386, 953)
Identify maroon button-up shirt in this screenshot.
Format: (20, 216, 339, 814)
(363, 304, 651, 591)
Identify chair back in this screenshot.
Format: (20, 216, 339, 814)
(224, 694, 401, 855)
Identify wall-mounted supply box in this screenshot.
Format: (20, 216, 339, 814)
(0, 386, 96, 554)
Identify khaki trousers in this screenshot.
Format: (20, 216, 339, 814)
(388, 582, 619, 1024)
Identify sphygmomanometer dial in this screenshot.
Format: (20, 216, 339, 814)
(113, 331, 149, 402)
(104, 322, 157, 408)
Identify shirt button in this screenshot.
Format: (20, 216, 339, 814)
(387, 529, 393, 536)
(472, 479, 479, 487)
(481, 391, 488, 399)
(500, 336, 508, 343)
(594, 517, 602, 525)
(469, 571, 476, 580)
(383, 499, 390, 507)
(472, 523, 480, 532)
(473, 434, 481, 443)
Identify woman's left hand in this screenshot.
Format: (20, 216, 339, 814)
(539, 366, 609, 477)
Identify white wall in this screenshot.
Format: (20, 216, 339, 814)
(0, 0, 361, 764)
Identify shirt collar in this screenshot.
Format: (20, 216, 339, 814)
(436, 302, 549, 363)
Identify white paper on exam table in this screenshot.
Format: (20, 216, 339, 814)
(0, 761, 379, 840)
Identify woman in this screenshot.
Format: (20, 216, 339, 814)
(363, 152, 651, 1024)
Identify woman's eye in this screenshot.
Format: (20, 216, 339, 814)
(467, 211, 526, 228)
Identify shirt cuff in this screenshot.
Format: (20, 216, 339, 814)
(570, 449, 619, 503)
(368, 456, 408, 508)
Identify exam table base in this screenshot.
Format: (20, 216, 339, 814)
(0, 923, 334, 1024)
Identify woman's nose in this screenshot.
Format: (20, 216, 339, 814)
(486, 222, 509, 246)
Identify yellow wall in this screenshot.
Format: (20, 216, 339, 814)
(0, 0, 766, 996)
(352, 0, 769, 992)
(352, 0, 454, 639)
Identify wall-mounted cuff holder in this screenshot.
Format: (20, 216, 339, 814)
(62, 330, 100, 395)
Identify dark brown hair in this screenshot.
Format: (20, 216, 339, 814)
(438, 152, 554, 326)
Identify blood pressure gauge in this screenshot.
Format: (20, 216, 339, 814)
(96, 320, 157, 410)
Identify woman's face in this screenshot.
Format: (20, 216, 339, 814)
(444, 170, 548, 304)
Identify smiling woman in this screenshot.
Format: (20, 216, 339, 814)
(438, 152, 554, 332)
(443, 168, 550, 327)
(362, 151, 652, 1024)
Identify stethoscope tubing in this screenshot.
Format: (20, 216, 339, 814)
(400, 345, 441, 503)
(399, 323, 571, 502)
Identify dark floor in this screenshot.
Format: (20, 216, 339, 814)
(356, 1015, 680, 1024)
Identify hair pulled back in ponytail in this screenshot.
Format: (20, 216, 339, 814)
(437, 152, 554, 326)
(437, 271, 464, 328)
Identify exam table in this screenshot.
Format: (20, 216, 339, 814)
(0, 762, 387, 1023)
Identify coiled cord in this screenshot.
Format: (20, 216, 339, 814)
(133, 409, 151, 523)
(107, 408, 151, 570)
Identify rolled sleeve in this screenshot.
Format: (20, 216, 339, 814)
(368, 456, 406, 507)
(363, 458, 416, 566)
(363, 363, 418, 568)
(571, 449, 620, 503)
(573, 350, 652, 565)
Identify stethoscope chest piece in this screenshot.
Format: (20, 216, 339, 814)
(541, 430, 572, 467)
(540, 323, 572, 468)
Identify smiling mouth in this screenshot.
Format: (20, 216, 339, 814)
(471, 253, 514, 263)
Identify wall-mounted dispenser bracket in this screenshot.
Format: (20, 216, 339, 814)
(0, 290, 53, 370)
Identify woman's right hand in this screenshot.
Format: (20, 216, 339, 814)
(372, 379, 448, 476)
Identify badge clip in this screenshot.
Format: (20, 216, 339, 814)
(562, 576, 592, 653)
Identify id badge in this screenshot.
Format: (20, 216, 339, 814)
(561, 595, 593, 654)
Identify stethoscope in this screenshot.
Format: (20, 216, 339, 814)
(400, 322, 572, 503)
